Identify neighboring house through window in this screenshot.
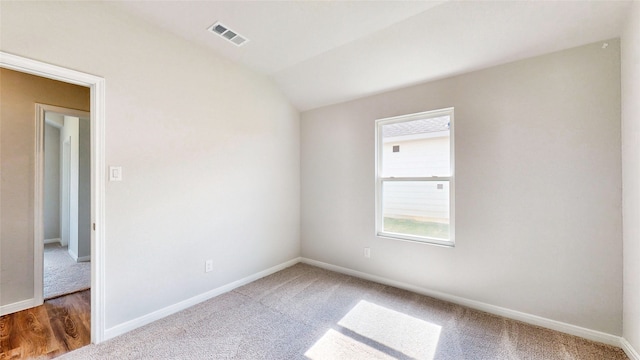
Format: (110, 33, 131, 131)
(375, 108, 454, 246)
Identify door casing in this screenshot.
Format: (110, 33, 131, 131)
(1, 51, 107, 344)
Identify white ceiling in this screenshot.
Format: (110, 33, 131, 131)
(114, 1, 631, 111)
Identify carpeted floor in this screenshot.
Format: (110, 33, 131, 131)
(59, 263, 627, 359)
(44, 243, 91, 299)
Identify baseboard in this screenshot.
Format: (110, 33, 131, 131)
(300, 257, 622, 347)
(76, 255, 91, 262)
(0, 298, 38, 316)
(104, 257, 302, 341)
(68, 248, 79, 262)
(67, 249, 89, 262)
(44, 238, 60, 244)
(622, 338, 640, 360)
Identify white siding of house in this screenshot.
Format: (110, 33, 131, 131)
(383, 181, 449, 222)
(382, 135, 450, 222)
(382, 136, 449, 177)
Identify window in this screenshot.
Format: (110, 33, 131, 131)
(375, 108, 454, 246)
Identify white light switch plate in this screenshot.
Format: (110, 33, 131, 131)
(109, 166, 122, 181)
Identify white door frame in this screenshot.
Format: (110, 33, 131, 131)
(1, 51, 107, 343)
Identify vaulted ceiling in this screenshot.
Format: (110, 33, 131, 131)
(114, 1, 631, 111)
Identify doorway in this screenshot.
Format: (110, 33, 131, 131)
(41, 107, 91, 300)
(1, 51, 107, 343)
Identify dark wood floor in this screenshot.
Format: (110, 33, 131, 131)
(0, 290, 90, 359)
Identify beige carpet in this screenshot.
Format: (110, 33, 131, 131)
(44, 243, 91, 299)
(59, 263, 627, 359)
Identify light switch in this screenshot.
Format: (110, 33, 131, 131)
(109, 166, 122, 181)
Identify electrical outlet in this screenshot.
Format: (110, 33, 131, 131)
(205, 259, 213, 273)
(364, 247, 371, 259)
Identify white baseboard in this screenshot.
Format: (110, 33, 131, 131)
(622, 338, 640, 360)
(0, 298, 37, 316)
(68, 248, 79, 262)
(104, 257, 302, 341)
(98, 256, 632, 352)
(68, 249, 89, 262)
(300, 257, 622, 347)
(44, 238, 60, 244)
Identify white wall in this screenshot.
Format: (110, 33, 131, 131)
(301, 41, 622, 335)
(44, 124, 61, 241)
(622, 0, 640, 353)
(0, 1, 300, 329)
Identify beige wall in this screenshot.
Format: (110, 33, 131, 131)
(622, 0, 640, 353)
(1, 1, 300, 330)
(0, 68, 89, 306)
(301, 40, 622, 335)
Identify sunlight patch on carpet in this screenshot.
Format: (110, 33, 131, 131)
(306, 300, 441, 359)
(305, 329, 394, 360)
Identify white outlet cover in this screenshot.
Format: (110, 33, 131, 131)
(205, 260, 213, 272)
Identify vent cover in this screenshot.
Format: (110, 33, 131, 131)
(207, 22, 248, 47)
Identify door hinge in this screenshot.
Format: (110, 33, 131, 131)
(93, 223, 96, 231)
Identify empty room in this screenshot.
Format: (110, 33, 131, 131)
(1, 1, 639, 359)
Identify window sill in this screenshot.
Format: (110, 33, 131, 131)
(376, 232, 455, 248)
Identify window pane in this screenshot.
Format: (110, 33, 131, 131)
(382, 180, 449, 240)
(381, 115, 450, 177)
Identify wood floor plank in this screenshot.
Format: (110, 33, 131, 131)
(14, 306, 57, 358)
(47, 292, 91, 353)
(0, 312, 26, 358)
(0, 347, 23, 360)
(0, 290, 90, 360)
(61, 292, 91, 333)
(0, 314, 16, 355)
(47, 307, 81, 352)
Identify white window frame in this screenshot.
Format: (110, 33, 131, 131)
(375, 108, 455, 247)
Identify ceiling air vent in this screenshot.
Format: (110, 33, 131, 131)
(207, 22, 248, 47)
